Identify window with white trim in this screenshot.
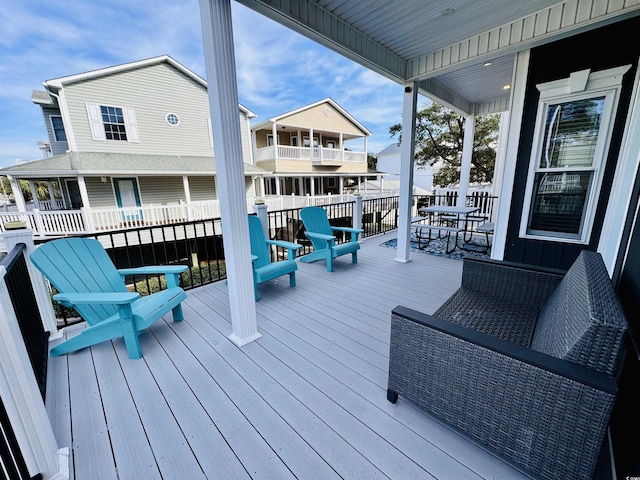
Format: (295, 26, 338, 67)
(520, 65, 630, 244)
(85, 103, 140, 143)
(50, 115, 67, 142)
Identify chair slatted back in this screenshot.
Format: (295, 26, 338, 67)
(30, 238, 127, 326)
(300, 206, 333, 251)
(248, 215, 271, 269)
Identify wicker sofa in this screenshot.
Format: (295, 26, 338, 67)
(387, 250, 628, 480)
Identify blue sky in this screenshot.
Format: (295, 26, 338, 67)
(0, 0, 413, 168)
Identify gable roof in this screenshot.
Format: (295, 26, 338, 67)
(42, 55, 256, 118)
(251, 98, 371, 135)
(0, 152, 270, 178)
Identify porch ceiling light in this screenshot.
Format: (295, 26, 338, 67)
(441, 8, 455, 16)
(483, 62, 493, 67)
(503, 84, 511, 90)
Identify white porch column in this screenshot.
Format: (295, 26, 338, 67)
(28, 181, 40, 210)
(272, 122, 278, 161)
(395, 83, 418, 263)
(458, 114, 475, 207)
(200, 0, 259, 346)
(275, 176, 281, 196)
(182, 176, 193, 221)
(182, 175, 192, 203)
(76, 176, 91, 209)
(339, 176, 344, 195)
(8, 175, 27, 212)
(47, 182, 56, 208)
(310, 177, 316, 196)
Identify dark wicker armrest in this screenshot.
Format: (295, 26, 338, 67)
(388, 306, 617, 480)
(460, 257, 565, 310)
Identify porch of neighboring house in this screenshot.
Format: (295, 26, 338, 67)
(45, 231, 540, 480)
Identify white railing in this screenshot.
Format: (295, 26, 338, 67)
(0, 195, 374, 246)
(255, 145, 366, 164)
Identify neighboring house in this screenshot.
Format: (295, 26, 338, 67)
(251, 98, 377, 196)
(0, 55, 267, 221)
(376, 143, 438, 193)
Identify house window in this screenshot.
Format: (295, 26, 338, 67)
(50, 115, 67, 142)
(303, 136, 318, 147)
(85, 103, 140, 143)
(327, 141, 336, 149)
(520, 65, 630, 243)
(291, 136, 298, 146)
(101, 106, 127, 140)
(267, 134, 279, 146)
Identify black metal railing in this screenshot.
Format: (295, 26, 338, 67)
(266, 202, 355, 260)
(1, 243, 49, 401)
(362, 196, 400, 237)
(37, 217, 227, 328)
(0, 395, 33, 480)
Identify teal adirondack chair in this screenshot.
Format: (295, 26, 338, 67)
(248, 215, 302, 300)
(30, 237, 188, 359)
(299, 206, 364, 272)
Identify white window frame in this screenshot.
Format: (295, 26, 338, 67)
(303, 136, 319, 147)
(85, 102, 140, 143)
(519, 65, 630, 244)
(327, 140, 336, 149)
(49, 115, 67, 142)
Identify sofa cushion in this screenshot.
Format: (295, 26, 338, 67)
(435, 288, 538, 346)
(531, 250, 628, 376)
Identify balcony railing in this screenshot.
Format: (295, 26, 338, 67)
(255, 145, 366, 164)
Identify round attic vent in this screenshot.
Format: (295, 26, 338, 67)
(166, 113, 180, 126)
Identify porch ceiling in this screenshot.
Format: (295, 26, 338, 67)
(237, 0, 640, 114)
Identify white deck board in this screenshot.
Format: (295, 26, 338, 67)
(47, 232, 533, 479)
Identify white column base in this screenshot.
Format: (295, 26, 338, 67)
(229, 331, 262, 347)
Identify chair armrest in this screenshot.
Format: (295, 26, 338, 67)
(265, 239, 302, 250)
(330, 226, 363, 241)
(460, 257, 564, 310)
(304, 231, 335, 241)
(118, 265, 188, 288)
(53, 292, 139, 306)
(389, 305, 617, 480)
(118, 265, 188, 276)
(330, 226, 364, 234)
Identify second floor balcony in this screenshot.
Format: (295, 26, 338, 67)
(255, 144, 367, 167)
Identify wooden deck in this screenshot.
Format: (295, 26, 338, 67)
(45, 231, 533, 480)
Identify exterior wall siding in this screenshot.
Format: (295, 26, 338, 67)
(283, 103, 364, 135)
(188, 176, 217, 201)
(41, 106, 69, 156)
(62, 62, 252, 162)
(137, 176, 185, 204)
(86, 177, 117, 208)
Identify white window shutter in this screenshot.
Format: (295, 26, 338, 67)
(207, 118, 214, 149)
(85, 103, 105, 141)
(124, 107, 140, 143)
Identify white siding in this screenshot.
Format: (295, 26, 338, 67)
(188, 176, 217, 201)
(86, 177, 117, 208)
(138, 176, 185, 204)
(41, 106, 69, 156)
(63, 62, 253, 163)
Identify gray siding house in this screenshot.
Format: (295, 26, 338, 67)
(1, 55, 267, 217)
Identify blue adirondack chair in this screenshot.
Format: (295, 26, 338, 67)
(30, 237, 188, 359)
(299, 206, 364, 272)
(248, 215, 302, 300)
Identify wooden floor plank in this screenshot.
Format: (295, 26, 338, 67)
(90, 341, 162, 479)
(67, 346, 118, 480)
